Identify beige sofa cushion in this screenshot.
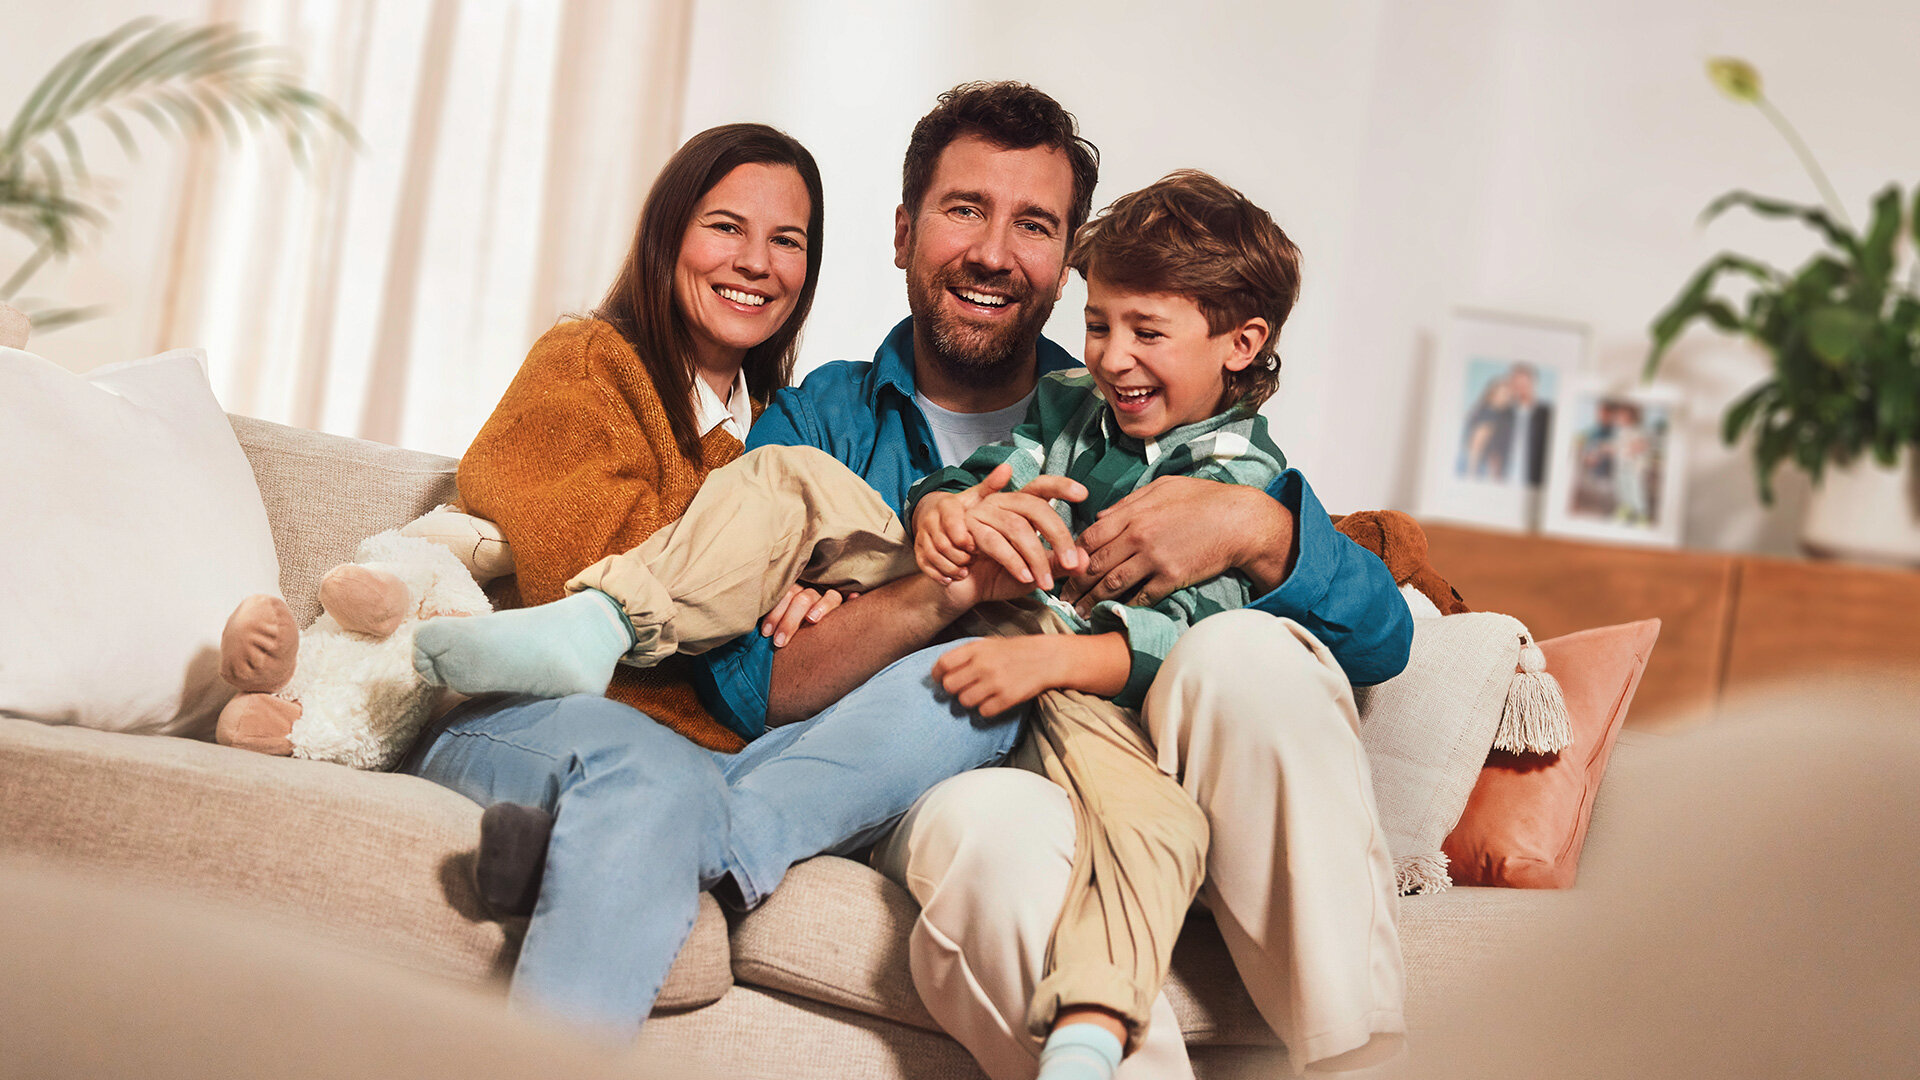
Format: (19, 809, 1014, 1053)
(230, 414, 463, 626)
(726, 737, 1666, 1055)
(0, 717, 730, 1009)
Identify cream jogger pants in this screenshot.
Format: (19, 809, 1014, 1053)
(874, 611, 1408, 1077)
(565, 445, 1210, 1045)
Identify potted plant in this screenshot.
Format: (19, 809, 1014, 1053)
(1, 18, 350, 333)
(1644, 58, 1919, 564)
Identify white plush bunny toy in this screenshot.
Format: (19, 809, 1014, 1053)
(216, 512, 510, 770)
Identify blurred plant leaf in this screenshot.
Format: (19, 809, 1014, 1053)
(0, 18, 355, 326)
(1805, 306, 1876, 365)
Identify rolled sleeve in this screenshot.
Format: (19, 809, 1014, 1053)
(1248, 470, 1412, 686)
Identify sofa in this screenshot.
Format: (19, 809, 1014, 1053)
(0, 413, 1649, 1078)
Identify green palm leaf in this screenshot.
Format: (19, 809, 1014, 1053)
(0, 18, 355, 312)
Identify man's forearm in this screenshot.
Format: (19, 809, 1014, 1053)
(764, 572, 961, 726)
(1236, 486, 1299, 594)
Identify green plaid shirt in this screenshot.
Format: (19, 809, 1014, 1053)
(909, 370, 1288, 709)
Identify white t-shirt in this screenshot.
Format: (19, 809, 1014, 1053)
(915, 390, 1036, 468)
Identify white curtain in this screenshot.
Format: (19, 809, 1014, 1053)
(160, 0, 693, 457)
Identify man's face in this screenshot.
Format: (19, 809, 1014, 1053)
(894, 133, 1076, 389)
(1510, 366, 1537, 406)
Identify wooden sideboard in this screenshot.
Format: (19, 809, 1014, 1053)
(1423, 523, 1920, 730)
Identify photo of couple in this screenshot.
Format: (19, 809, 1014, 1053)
(1453, 358, 1556, 488)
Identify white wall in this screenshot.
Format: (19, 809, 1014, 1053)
(682, 0, 1920, 554)
(11, 1, 1916, 555)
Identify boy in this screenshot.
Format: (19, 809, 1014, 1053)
(417, 169, 1303, 1080)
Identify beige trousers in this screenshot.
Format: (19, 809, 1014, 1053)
(566, 445, 1208, 1045)
(874, 611, 1408, 1078)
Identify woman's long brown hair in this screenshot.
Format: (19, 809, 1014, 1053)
(596, 123, 825, 463)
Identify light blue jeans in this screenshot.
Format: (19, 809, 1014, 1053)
(403, 638, 1022, 1036)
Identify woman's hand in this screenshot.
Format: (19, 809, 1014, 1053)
(760, 583, 858, 648)
(912, 463, 1088, 590)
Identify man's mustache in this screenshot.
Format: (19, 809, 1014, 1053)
(940, 268, 1031, 305)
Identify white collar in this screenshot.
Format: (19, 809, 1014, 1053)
(693, 367, 752, 440)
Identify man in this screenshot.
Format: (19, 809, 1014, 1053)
(694, 81, 1412, 1078)
(1508, 362, 1553, 489)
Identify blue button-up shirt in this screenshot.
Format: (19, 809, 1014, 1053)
(689, 317, 1411, 740)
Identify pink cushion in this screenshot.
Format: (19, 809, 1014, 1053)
(1442, 619, 1661, 888)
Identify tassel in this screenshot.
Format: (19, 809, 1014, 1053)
(1395, 851, 1452, 896)
(1494, 636, 1572, 754)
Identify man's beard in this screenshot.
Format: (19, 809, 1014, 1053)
(906, 263, 1055, 390)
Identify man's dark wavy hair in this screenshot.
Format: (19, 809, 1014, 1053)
(901, 81, 1100, 238)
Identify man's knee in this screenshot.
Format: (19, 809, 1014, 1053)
(1146, 612, 1354, 753)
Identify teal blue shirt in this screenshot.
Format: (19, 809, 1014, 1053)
(688, 317, 1411, 740)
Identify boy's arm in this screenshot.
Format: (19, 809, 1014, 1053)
(931, 632, 1130, 718)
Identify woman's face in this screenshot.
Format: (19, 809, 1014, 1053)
(674, 162, 812, 373)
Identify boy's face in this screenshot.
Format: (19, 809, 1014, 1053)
(1082, 275, 1263, 439)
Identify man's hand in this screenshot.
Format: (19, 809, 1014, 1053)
(759, 583, 857, 648)
(912, 463, 1088, 591)
(932, 632, 1130, 715)
(1060, 475, 1297, 613)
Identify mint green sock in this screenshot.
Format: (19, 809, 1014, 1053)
(1037, 1023, 1123, 1080)
(413, 588, 637, 698)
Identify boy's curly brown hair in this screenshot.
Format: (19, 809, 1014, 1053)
(1068, 170, 1301, 407)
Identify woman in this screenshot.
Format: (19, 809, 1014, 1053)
(400, 124, 1024, 1037)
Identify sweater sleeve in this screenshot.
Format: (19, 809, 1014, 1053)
(457, 322, 669, 606)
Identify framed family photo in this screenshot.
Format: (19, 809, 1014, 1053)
(1541, 378, 1688, 547)
(1417, 310, 1588, 532)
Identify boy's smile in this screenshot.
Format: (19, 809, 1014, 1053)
(1083, 276, 1264, 439)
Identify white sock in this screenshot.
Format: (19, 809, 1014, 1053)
(1037, 1022, 1124, 1080)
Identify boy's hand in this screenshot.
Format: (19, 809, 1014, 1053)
(912, 463, 1089, 591)
(932, 636, 1063, 716)
(933, 631, 1131, 715)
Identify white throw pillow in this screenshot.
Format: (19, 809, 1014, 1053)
(1356, 612, 1525, 894)
(1, 346, 280, 736)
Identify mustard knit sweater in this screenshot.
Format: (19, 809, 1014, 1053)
(459, 318, 751, 752)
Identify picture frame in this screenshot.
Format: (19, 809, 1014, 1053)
(1540, 377, 1687, 547)
(1417, 310, 1588, 532)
